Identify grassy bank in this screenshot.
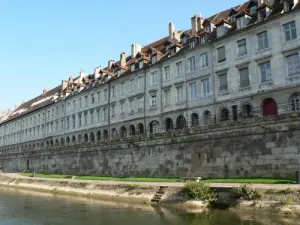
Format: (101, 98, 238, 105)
(20, 173, 296, 184)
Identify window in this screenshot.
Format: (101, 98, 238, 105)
(137, 77, 143, 89)
(286, 53, 300, 75)
(190, 82, 198, 100)
(131, 64, 135, 72)
(137, 97, 143, 110)
(103, 108, 107, 121)
(236, 17, 243, 30)
(237, 39, 247, 57)
(259, 62, 272, 82)
(66, 118, 70, 129)
(120, 102, 125, 114)
(283, 21, 297, 41)
(200, 53, 208, 69)
(91, 94, 95, 104)
(199, 36, 206, 44)
(257, 31, 269, 50)
(164, 90, 171, 106)
(84, 113, 87, 125)
(202, 78, 210, 96)
(129, 79, 134, 92)
(139, 61, 144, 69)
(84, 96, 88, 106)
(176, 61, 183, 76)
(78, 114, 82, 127)
(216, 25, 225, 37)
(176, 86, 184, 103)
(217, 46, 226, 62)
(290, 93, 300, 112)
(90, 110, 94, 123)
(97, 109, 100, 122)
(188, 57, 196, 72)
(111, 105, 115, 117)
(189, 40, 195, 49)
(219, 74, 228, 91)
(104, 89, 108, 101)
(151, 71, 158, 85)
(111, 86, 116, 97)
(121, 82, 125, 94)
(239, 67, 250, 88)
(97, 92, 101, 102)
(164, 66, 170, 81)
(72, 115, 75, 128)
(129, 99, 134, 114)
(150, 94, 157, 108)
(152, 55, 157, 64)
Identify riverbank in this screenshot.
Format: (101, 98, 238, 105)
(1, 173, 300, 217)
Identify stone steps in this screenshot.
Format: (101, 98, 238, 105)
(151, 186, 168, 204)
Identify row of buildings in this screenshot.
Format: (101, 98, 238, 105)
(1, 0, 300, 153)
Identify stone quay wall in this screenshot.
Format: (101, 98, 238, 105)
(1, 116, 300, 178)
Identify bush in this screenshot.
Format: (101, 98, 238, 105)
(183, 182, 217, 203)
(233, 184, 261, 200)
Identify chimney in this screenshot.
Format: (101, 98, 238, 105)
(131, 44, 141, 58)
(120, 52, 126, 67)
(191, 15, 199, 35)
(43, 89, 47, 95)
(197, 14, 204, 31)
(94, 66, 101, 79)
(169, 22, 175, 40)
(79, 69, 86, 79)
(108, 60, 114, 69)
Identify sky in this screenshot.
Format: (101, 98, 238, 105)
(0, 0, 244, 111)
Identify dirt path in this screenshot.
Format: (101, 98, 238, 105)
(2, 173, 300, 190)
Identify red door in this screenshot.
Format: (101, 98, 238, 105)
(263, 99, 278, 116)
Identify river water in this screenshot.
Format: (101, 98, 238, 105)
(0, 187, 297, 225)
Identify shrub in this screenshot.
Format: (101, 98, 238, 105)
(233, 184, 261, 200)
(183, 182, 217, 203)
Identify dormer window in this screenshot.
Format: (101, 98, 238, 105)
(217, 25, 225, 37)
(131, 64, 135, 72)
(189, 40, 195, 49)
(117, 70, 121, 77)
(152, 55, 157, 64)
(283, 0, 295, 13)
(182, 36, 188, 44)
(236, 17, 244, 30)
(257, 5, 272, 22)
(199, 36, 206, 44)
(139, 61, 144, 69)
(230, 15, 236, 24)
(205, 24, 211, 32)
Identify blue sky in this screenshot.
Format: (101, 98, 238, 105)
(0, 0, 243, 111)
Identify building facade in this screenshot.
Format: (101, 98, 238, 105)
(1, 0, 300, 159)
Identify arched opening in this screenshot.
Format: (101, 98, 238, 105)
(36, 143, 40, 149)
(149, 121, 160, 134)
(55, 139, 59, 146)
(103, 130, 108, 140)
(41, 142, 44, 148)
(262, 98, 278, 116)
(71, 136, 76, 144)
(50, 140, 53, 147)
(176, 115, 186, 129)
(289, 93, 300, 112)
(32, 144, 36, 150)
(191, 113, 199, 127)
(90, 132, 95, 142)
(84, 133, 88, 142)
(138, 123, 144, 135)
(61, 138, 65, 146)
(78, 135, 82, 144)
(97, 131, 101, 141)
(203, 110, 212, 125)
(129, 125, 136, 136)
(111, 128, 117, 139)
(28, 144, 32, 150)
(120, 126, 127, 139)
(67, 137, 71, 145)
(220, 108, 229, 121)
(165, 118, 173, 131)
(240, 103, 252, 118)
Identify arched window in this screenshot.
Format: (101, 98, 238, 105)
(103, 130, 108, 140)
(203, 110, 211, 125)
(61, 138, 65, 146)
(290, 93, 300, 112)
(90, 132, 95, 142)
(220, 108, 229, 121)
(97, 131, 101, 141)
(129, 125, 135, 136)
(262, 98, 278, 116)
(120, 127, 127, 139)
(240, 104, 252, 118)
(78, 135, 82, 144)
(138, 123, 144, 135)
(71, 136, 76, 144)
(111, 129, 117, 139)
(50, 140, 53, 147)
(149, 121, 160, 134)
(165, 118, 173, 131)
(67, 137, 71, 145)
(191, 113, 199, 127)
(55, 139, 59, 146)
(176, 115, 186, 129)
(84, 133, 88, 142)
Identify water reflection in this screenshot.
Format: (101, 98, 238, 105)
(0, 187, 297, 225)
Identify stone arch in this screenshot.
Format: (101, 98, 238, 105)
(191, 113, 199, 127)
(36, 143, 40, 149)
(203, 110, 212, 125)
(103, 130, 108, 140)
(138, 123, 144, 134)
(50, 140, 53, 147)
(149, 120, 160, 134)
(71, 135, 76, 144)
(176, 115, 187, 129)
(111, 128, 117, 139)
(78, 135, 82, 144)
(90, 132, 95, 142)
(129, 125, 136, 136)
(97, 131, 101, 141)
(120, 126, 127, 139)
(46, 141, 49, 148)
(84, 133, 88, 142)
(41, 142, 44, 148)
(289, 93, 300, 112)
(165, 118, 174, 131)
(262, 98, 278, 116)
(66, 136, 71, 145)
(240, 103, 253, 118)
(55, 139, 59, 146)
(220, 108, 230, 121)
(61, 138, 65, 146)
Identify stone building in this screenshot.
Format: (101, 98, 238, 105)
(0, 0, 300, 158)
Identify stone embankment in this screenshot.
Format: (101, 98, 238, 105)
(0, 173, 300, 217)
